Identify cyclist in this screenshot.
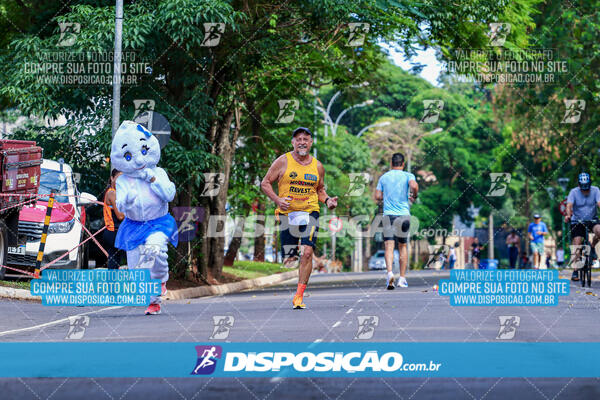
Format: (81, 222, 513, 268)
(564, 172, 600, 281)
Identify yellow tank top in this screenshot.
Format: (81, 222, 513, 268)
(276, 152, 320, 215)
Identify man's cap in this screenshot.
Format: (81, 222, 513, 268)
(533, 213, 541, 219)
(292, 127, 312, 137)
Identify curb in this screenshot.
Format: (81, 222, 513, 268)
(167, 269, 299, 300)
(0, 286, 40, 302)
(0, 270, 300, 302)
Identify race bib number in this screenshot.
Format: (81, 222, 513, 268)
(288, 211, 309, 226)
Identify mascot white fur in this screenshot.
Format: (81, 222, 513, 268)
(111, 121, 178, 315)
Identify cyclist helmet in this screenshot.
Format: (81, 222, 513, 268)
(578, 172, 591, 190)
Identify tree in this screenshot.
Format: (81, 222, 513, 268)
(0, 0, 541, 281)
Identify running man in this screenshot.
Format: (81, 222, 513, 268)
(260, 127, 338, 309)
(528, 213, 548, 269)
(564, 172, 600, 281)
(471, 238, 481, 269)
(374, 153, 418, 289)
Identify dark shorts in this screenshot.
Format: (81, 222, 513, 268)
(570, 221, 600, 239)
(382, 215, 411, 244)
(279, 211, 319, 259)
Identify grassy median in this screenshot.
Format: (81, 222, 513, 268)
(0, 280, 31, 290)
(223, 260, 285, 280)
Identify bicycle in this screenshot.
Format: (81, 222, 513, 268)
(569, 219, 597, 287)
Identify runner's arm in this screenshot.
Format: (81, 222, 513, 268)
(106, 190, 125, 220)
(260, 156, 289, 209)
(409, 179, 419, 201)
(374, 176, 383, 203)
(374, 189, 383, 203)
(317, 161, 337, 209)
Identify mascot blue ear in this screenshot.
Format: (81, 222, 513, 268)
(137, 124, 152, 137)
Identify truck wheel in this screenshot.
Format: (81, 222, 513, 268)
(76, 242, 84, 269)
(76, 232, 90, 270)
(0, 221, 7, 280)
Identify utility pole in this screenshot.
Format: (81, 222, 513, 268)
(558, 177, 569, 257)
(488, 214, 494, 259)
(111, 0, 124, 136)
(313, 88, 318, 159)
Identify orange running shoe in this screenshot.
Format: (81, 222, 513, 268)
(292, 295, 306, 309)
(145, 303, 161, 315)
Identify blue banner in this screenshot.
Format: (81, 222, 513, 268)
(1, 342, 600, 377)
(439, 270, 570, 306)
(30, 269, 161, 306)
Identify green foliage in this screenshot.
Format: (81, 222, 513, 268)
(0, 0, 544, 276)
(9, 103, 112, 196)
(224, 260, 284, 279)
(315, 131, 375, 262)
(492, 0, 600, 234)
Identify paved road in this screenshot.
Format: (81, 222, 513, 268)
(1, 270, 599, 398)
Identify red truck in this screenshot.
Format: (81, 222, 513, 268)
(0, 139, 43, 279)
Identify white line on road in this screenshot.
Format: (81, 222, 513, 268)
(345, 308, 354, 314)
(0, 306, 124, 337)
(331, 321, 341, 328)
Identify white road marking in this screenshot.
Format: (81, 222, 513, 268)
(346, 308, 353, 314)
(313, 338, 323, 343)
(332, 321, 341, 328)
(0, 306, 124, 337)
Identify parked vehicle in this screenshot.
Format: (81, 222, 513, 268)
(368, 249, 400, 273)
(0, 140, 43, 279)
(6, 159, 97, 274)
(264, 246, 276, 263)
(86, 200, 108, 268)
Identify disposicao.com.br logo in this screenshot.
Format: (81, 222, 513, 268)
(190, 345, 442, 376)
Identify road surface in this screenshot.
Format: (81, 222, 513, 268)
(1, 270, 599, 399)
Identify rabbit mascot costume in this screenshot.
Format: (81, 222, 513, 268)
(111, 121, 178, 315)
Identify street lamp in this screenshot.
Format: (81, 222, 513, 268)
(557, 177, 569, 192)
(316, 82, 372, 137)
(356, 121, 391, 138)
(317, 99, 374, 137)
(313, 82, 370, 259)
(112, 0, 124, 136)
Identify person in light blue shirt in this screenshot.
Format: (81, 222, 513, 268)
(374, 153, 419, 289)
(527, 213, 548, 269)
